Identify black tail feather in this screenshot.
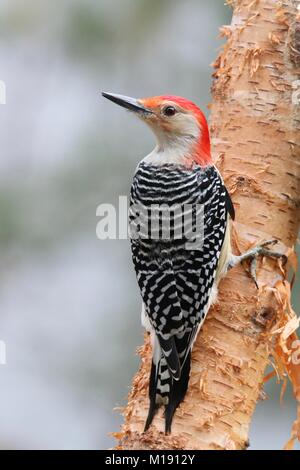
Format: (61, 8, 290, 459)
(144, 400, 158, 432)
(144, 360, 159, 432)
(165, 351, 191, 434)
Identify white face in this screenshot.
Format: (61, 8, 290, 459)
(143, 101, 200, 146)
(141, 102, 201, 165)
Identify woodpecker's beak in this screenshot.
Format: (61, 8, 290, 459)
(102, 92, 153, 115)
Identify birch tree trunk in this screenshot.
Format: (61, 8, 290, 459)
(116, 0, 300, 450)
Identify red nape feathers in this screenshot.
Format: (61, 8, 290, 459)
(141, 95, 212, 167)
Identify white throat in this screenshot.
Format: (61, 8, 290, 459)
(142, 117, 200, 166)
(142, 139, 195, 166)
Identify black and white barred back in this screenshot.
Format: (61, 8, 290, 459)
(129, 162, 234, 433)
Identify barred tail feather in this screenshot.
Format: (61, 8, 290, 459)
(144, 351, 191, 434)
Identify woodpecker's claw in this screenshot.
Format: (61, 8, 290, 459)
(259, 239, 279, 249)
(250, 257, 259, 289)
(228, 239, 287, 288)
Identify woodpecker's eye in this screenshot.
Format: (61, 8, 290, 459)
(163, 106, 177, 117)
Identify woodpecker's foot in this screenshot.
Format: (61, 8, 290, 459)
(228, 240, 287, 289)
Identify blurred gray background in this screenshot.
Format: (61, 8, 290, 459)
(0, 0, 298, 450)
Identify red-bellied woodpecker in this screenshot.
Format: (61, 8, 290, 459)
(102, 92, 286, 434)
